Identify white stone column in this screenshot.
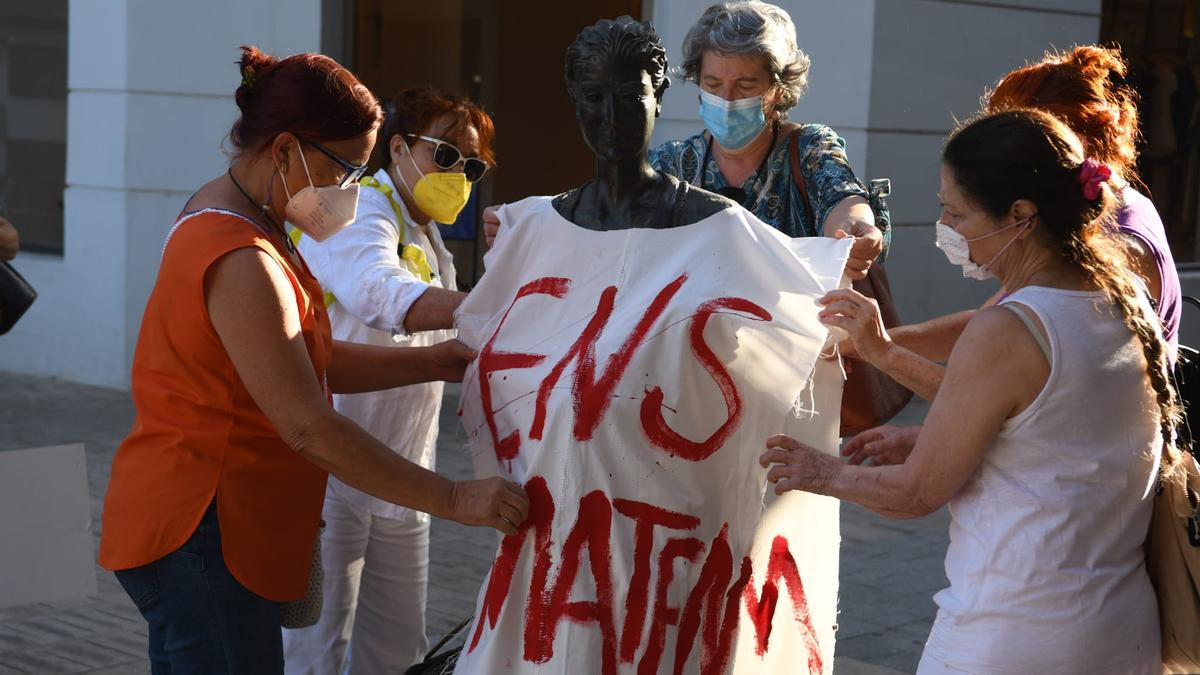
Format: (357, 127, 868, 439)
(0, 0, 321, 387)
(866, 0, 1101, 323)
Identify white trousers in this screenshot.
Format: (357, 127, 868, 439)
(283, 486, 431, 675)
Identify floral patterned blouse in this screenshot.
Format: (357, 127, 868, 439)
(649, 123, 870, 239)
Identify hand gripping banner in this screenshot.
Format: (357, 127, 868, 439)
(454, 197, 852, 674)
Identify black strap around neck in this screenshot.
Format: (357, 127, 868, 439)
(700, 122, 779, 207)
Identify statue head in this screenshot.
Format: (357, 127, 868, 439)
(564, 16, 670, 162)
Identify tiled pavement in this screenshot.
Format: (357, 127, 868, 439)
(0, 371, 945, 674)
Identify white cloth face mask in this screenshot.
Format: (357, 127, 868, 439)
(279, 142, 360, 242)
(934, 215, 1035, 281)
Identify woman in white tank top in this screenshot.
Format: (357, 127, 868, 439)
(761, 109, 1183, 674)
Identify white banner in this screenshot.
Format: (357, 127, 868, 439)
(454, 197, 851, 674)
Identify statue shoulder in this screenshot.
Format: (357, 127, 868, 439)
(674, 177, 737, 225)
(550, 185, 585, 223)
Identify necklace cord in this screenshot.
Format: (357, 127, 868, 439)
(227, 167, 296, 253)
(701, 121, 779, 207)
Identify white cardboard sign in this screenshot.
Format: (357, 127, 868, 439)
(0, 444, 96, 608)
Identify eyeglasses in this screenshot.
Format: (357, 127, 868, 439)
(310, 141, 370, 188)
(407, 134, 490, 182)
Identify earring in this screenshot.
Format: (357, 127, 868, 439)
(275, 143, 291, 174)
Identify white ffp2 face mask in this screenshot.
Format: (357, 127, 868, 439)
(934, 223, 986, 279)
(279, 142, 360, 242)
(934, 215, 1035, 281)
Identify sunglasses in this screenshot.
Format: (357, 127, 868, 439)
(310, 141, 370, 189)
(407, 134, 490, 182)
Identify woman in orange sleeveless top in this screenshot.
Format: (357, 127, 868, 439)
(98, 46, 529, 675)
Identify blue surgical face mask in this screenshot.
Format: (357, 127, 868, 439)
(698, 89, 766, 150)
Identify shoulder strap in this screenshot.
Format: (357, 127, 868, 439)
(357, 176, 434, 284)
(360, 175, 406, 226)
(787, 127, 816, 229)
(1001, 301, 1052, 363)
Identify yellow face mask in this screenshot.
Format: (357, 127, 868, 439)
(411, 171, 470, 224)
(395, 141, 471, 224)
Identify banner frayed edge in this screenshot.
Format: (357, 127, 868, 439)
(790, 339, 847, 419)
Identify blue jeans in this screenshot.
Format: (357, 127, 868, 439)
(114, 504, 284, 674)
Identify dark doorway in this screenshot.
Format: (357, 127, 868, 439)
(349, 0, 644, 287)
(1102, 0, 1200, 263)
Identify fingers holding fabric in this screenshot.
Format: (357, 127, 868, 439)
(760, 435, 840, 495)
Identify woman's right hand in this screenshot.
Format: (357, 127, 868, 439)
(483, 205, 502, 248)
(833, 221, 883, 280)
(841, 424, 920, 466)
(818, 288, 893, 366)
(422, 339, 477, 383)
(449, 477, 530, 534)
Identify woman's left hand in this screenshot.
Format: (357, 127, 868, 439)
(818, 288, 893, 365)
(834, 220, 883, 280)
(482, 205, 502, 249)
(422, 339, 478, 382)
(759, 434, 841, 495)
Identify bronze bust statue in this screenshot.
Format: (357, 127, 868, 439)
(553, 16, 733, 231)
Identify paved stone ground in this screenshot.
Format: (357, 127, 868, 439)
(0, 371, 945, 674)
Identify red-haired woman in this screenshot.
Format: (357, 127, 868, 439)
(836, 45, 1182, 466)
(988, 46, 1180, 342)
(97, 48, 527, 674)
(282, 87, 496, 674)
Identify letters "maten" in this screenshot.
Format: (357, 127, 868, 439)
(468, 477, 825, 675)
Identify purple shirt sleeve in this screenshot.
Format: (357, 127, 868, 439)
(1116, 186, 1181, 349)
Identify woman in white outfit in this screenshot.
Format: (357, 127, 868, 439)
(283, 86, 496, 675)
(761, 108, 1182, 674)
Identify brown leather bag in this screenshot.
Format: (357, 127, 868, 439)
(787, 128, 913, 437)
(1145, 456, 1200, 673)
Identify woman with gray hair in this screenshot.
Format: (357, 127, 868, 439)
(649, 0, 882, 276)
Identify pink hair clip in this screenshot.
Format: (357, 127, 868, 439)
(1077, 158, 1112, 200)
